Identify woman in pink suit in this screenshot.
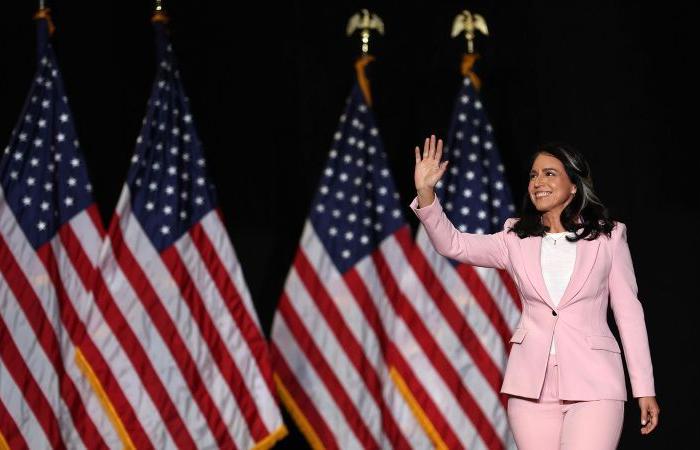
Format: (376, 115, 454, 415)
(411, 136, 660, 449)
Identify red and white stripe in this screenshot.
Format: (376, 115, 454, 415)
(81, 188, 284, 449)
(271, 221, 432, 449)
(0, 187, 120, 448)
(384, 226, 522, 449)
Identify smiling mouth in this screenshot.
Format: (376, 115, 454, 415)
(534, 191, 552, 198)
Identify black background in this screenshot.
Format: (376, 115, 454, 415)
(1, 1, 696, 448)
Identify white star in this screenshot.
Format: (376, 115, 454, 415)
(347, 136, 356, 146)
(475, 100, 483, 110)
(145, 202, 154, 210)
(459, 224, 467, 232)
(448, 184, 456, 193)
(370, 128, 378, 136)
(19, 133, 28, 142)
(329, 149, 338, 158)
(324, 168, 333, 177)
(54, 153, 62, 161)
(329, 227, 337, 236)
(458, 113, 467, 122)
(163, 206, 172, 215)
(493, 199, 502, 207)
(65, 197, 74, 206)
(171, 127, 180, 136)
(360, 235, 369, 244)
(181, 191, 188, 200)
(59, 113, 69, 123)
(334, 132, 342, 140)
(471, 135, 480, 144)
(316, 204, 325, 213)
(456, 131, 464, 140)
(469, 153, 477, 161)
(345, 231, 354, 241)
(183, 134, 191, 143)
(25, 114, 32, 122)
(392, 209, 401, 218)
(463, 188, 472, 198)
(38, 119, 47, 128)
(165, 185, 175, 195)
(376, 205, 385, 214)
(40, 201, 49, 211)
(33, 138, 43, 147)
(73, 140, 80, 148)
(374, 223, 382, 231)
(44, 182, 53, 191)
(37, 221, 46, 231)
(197, 158, 205, 167)
(350, 195, 359, 204)
(180, 211, 187, 219)
(152, 162, 160, 171)
(335, 191, 344, 200)
(497, 164, 504, 172)
(68, 177, 77, 186)
(9, 171, 18, 179)
(22, 196, 31, 206)
(355, 158, 364, 167)
(13, 152, 22, 160)
(348, 213, 357, 222)
(460, 95, 469, 104)
(131, 155, 139, 163)
(196, 177, 205, 186)
(181, 172, 189, 181)
(357, 140, 365, 149)
(368, 146, 376, 154)
(380, 169, 389, 178)
(195, 196, 203, 205)
(484, 141, 493, 150)
(149, 182, 158, 191)
(57, 133, 65, 142)
(71, 158, 80, 167)
(341, 249, 351, 259)
(465, 171, 474, 180)
(27, 177, 35, 186)
(495, 181, 503, 190)
(339, 173, 348, 182)
(478, 210, 486, 219)
(86, 184, 92, 192)
(332, 209, 341, 218)
(378, 186, 387, 195)
(183, 114, 192, 123)
(461, 206, 470, 216)
(161, 226, 170, 235)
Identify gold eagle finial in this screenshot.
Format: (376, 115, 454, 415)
(346, 9, 385, 55)
(451, 9, 488, 54)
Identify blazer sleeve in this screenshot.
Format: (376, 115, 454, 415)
(608, 222, 656, 398)
(409, 195, 511, 270)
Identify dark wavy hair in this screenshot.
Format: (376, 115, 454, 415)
(509, 143, 614, 241)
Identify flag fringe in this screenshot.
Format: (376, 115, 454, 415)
(74, 348, 136, 450)
(0, 430, 9, 450)
(389, 366, 448, 450)
(252, 424, 288, 450)
(273, 373, 325, 450)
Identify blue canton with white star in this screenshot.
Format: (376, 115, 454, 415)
(126, 23, 217, 252)
(1, 24, 94, 250)
(435, 77, 515, 239)
(310, 84, 405, 274)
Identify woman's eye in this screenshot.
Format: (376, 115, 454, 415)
(546, 171, 555, 176)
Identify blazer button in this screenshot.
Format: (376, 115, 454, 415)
(551, 310, 557, 316)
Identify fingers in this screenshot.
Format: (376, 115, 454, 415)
(415, 146, 421, 165)
(438, 160, 448, 176)
(422, 138, 429, 160)
(435, 138, 443, 162)
(640, 401, 660, 435)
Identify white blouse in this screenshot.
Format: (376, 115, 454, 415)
(541, 231, 576, 354)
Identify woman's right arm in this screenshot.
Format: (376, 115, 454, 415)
(412, 135, 509, 269)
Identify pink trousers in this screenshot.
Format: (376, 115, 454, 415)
(507, 354, 624, 450)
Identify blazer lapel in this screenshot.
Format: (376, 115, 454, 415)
(519, 235, 556, 309)
(557, 237, 601, 308)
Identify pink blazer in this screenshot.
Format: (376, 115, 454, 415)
(410, 196, 655, 401)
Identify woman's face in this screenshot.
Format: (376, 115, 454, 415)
(528, 153, 577, 214)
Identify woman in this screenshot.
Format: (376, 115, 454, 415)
(411, 136, 659, 449)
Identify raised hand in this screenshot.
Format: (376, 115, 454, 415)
(414, 135, 448, 207)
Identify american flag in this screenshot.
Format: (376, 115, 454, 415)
(0, 14, 119, 448)
(80, 17, 285, 448)
(270, 75, 433, 449)
(396, 75, 522, 449)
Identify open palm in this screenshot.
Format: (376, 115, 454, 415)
(414, 135, 448, 192)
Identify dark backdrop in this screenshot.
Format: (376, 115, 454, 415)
(2, 1, 696, 448)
